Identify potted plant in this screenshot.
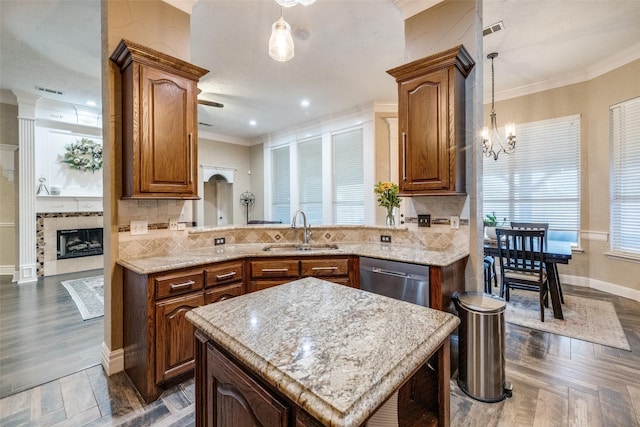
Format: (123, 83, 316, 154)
(483, 212, 505, 240)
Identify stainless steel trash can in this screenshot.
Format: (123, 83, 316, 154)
(453, 292, 512, 402)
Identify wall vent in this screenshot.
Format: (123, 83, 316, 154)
(483, 21, 505, 37)
(35, 85, 63, 95)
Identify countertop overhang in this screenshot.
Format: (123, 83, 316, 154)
(117, 241, 469, 275)
(186, 277, 460, 427)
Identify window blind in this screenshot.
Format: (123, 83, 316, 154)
(483, 115, 581, 244)
(271, 146, 290, 223)
(333, 128, 364, 224)
(610, 96, 640, 255)
(298, 138, 323, 224)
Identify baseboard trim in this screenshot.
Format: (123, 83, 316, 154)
(0, 265, 15, 276)
(101, 342, 124, 375)
(561, 274, 640, 302)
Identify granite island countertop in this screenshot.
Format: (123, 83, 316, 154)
(185, 277, 460, 427)
(117, 241, 469, 275)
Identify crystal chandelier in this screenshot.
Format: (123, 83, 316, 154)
(482, 52, 516, 161)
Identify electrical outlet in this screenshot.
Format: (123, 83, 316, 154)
(418, 214, 431, 227)
(130, 220, 148, 235)
(380, 235, 391, 243)
(214, 237, 226, 246)
(177, 223, 186, 231)
(169, 218, 178, 231)
(450, 215, 460, 229)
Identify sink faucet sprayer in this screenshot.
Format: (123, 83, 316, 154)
(291, 210, 311, 244)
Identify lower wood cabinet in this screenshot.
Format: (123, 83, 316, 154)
(155, 293, 204, 384)
(123, 259, 244, 403)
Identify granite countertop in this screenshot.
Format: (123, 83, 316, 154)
(185, 277, 460, 427)
(117, 242, 469, 275)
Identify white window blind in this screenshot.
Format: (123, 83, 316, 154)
(298, 138, 323, 224)
(610, 96, 640, 255)
(483, 115, 581, 244)
(333, 128, 364, 224)
(271, 146, 290, 223)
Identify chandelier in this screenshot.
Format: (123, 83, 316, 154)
(482, 52, 516, 161)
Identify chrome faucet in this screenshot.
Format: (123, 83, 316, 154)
(291, 209, 311, 244)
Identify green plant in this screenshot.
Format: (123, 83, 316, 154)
(483, 212, 505, 227)
(374, 181, 401, 209)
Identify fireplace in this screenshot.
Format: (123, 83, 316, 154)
(57, 228, 104, 260)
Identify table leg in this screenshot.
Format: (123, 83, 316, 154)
(545, 261, 564, 320)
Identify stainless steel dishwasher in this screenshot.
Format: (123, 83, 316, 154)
(359, 257, 429, 307)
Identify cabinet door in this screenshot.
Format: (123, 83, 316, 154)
(207, 345, 288, 427)
(205, 283, 243, 304)
(399, 68, 450, 193)
(140, 65, 198, 196)
(155, 293, 204, 384)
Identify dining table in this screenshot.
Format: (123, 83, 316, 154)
(484, 238, 573, 320)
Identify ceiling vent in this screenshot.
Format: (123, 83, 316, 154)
(483, 21, 504, 37)
(35, 85, 63, 95)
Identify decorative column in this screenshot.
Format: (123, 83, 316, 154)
(14, 91, 40, 284)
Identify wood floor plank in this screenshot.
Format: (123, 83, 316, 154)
(598, 384, 638, 427)
(625, 384, 640, 426)
(532, 389, 569, 427)
(59, 371, 98, 418)
(568, 388, 603, 427)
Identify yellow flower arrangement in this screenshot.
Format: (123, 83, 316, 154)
(374, 181, 401, 209)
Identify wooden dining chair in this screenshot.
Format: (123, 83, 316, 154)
(496, 228, 549, 322)
(510, 221, 564, 303)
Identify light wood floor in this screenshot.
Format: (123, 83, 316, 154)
(0, 283, 638, 426)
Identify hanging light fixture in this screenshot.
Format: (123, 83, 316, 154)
(269, 8, 294, 62)
(482, 52, 516, 161)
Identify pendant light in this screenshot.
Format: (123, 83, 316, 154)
(269, 8, 294, 62)
(482, 52, 516, 161)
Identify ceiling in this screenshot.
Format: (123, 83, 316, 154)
(2, 0, 640, 142)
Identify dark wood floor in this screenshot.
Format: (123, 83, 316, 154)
(0, 283, 638, 426)
(0, 270, 104, 398)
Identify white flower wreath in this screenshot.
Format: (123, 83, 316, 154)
(60, 138, 103, 173)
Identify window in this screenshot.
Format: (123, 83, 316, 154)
(298, 138, 323, 224)
(271, 146, 290, 223)
(610, 96, 640, 255)
(333, 128, 364, 224)
(483, 115, 581, 244)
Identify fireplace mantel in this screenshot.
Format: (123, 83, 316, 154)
(36, 196, 102, 213)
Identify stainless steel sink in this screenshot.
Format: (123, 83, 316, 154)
(262, 243, 339, 252)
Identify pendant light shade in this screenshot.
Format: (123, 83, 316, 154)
(269, 16, 294, 62)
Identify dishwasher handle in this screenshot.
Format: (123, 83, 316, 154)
(370, 267, 408, 278)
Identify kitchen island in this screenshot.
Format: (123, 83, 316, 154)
(186, 276, 460, 427)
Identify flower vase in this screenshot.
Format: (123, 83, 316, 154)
(385, 207, 396, 227)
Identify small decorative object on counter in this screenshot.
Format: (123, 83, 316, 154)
(50, 185, 61, 195)
(374, 181, 401, 227)
(60, 138, 103, 173)
(36, 176, 49, 195)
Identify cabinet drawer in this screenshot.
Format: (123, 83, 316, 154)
(248, 279, 291, 293)
(205, 261, 243, 288)
(300, 258, 349, 277)
(205, 283, 243, 304)
(154, 269, 204, 299)
(250, 260, 299, 279)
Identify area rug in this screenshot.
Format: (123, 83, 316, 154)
(504, 290, 631, 351)
(61, 275, 104, 320)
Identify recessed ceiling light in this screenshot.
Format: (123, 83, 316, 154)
(300, 99, 310, 107)
(249, 120, 257, 127)
(86, 100, 97, 107)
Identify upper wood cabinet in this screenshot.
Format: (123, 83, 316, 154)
(110, 39, 209, 199)
(387, 45, 474, 196)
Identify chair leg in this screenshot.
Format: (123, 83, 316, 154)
(484, 263, 491, 294)
(540, 282, 546, 322)
(554, 264, 565, 304)
(491, 262, 498, 288)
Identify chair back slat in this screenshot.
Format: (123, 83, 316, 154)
(496, 228, 546, 280)
(510, 222, 549, 250)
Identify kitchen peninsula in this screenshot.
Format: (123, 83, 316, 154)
(186, 277, 460, 426)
